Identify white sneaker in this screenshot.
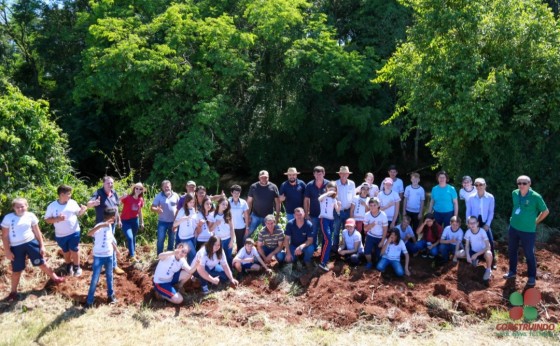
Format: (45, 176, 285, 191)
(318, 263, 329, 272)
(483, 269, 492, 281)
(73, 266, 83, 277)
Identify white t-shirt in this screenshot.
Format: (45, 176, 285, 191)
(382, 239, 408, 261)
(364, 211, 388, 238)
(351, 195, 369, 221)
(395, 224, 415, 244)
(459, 187, 475, 201)
(464, 229, 489, 253)
(229, 197, 248, 229)
(393, 178, 405, 196)
(153, 255, 189, 284)
(175, 208, 198, 240)
(441, 226, 464, 245)
(92, 223, 115, 257)
(1, 212, 38, 246)
(341, 229, 364, 254)
(336, 179, 356, 210)
(378, 190, 401, 221)
(196, 211, 213, 242)
(208, 212, 232, 240)
(404, 185, 425, 213)
(234, 246, 260, 262)
(319, 196, 336, 220)
(196, 246, 228, 270)
(44, 199, 81, 237)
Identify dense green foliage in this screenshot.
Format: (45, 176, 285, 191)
(1, 0, 559, 228)
(377, 0, 560, 220)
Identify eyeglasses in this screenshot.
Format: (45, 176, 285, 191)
(474, 184, 484, 187)
(135, 187, 143, 190)
(517, 182, 529, 186)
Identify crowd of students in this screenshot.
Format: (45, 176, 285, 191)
(0, 167, 548, 307)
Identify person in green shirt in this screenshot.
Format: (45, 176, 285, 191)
(503, 175, 549, 287)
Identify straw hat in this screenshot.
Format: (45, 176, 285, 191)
(337, 166, 352, 174)
(284, 167, 300, 175)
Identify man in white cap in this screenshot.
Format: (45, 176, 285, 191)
(333, 166, 356, 251)
(247, 170, 281, 238)
(279, 167, 306, 221)
(466, 177, 496, 269)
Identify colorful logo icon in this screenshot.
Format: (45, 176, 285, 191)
(509, 288, 541, 321)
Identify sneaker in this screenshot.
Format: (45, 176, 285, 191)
(84, 302, 94, 309)
(6, 292, 19, 302)
(503, 272, 516, 279)
(108, 295, 118, 304)
(113, 267, 125, 275)
(527, 277, 536, 286)
(201, 286, 210, 295)
(73, 266, 82, 277)
(428, 255, 435, 259)
(318, 263, 329, 272)
(52, 276, 65, 284)
(421, 253, 428, 258)
(483, 269, 492, 281)
(471, 259, 478, 267)
(365, 262, 373, 270)
(66, 264, 74, 276)
(452, 257, 458, 263)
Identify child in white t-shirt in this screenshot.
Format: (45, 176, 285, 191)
(338, 218, 364, 265)
(438, 216, 464, 263)
(86, 209, 119, 308)
(1, 198, 64, 302)
(350, 184, 370, 243)
(403, 172, 425, 232)
(376, 228, 410, 277)
(153, 242, 199, 304)
(233, 238, 271, 280)
(456, 216, 493, 282)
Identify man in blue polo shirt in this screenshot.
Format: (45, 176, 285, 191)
(279, 167, 306, 221)
(284, 208, 316, 269)
(304, 166, 329, 249)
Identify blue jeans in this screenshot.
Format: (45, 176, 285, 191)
(261, 245, 286, 263)
(248, 213, 265, 238)
(109, 223, 118, 268)
(333, 209, 350, 250)
(439, 243, 459, 260)
(287, 244, 315, 263)
(309, 216, 320, 247)
(176, 237, 196, 264)
(343, 253, 362, 265)
(319, 218, 334, 265)
(364, 235, 382, 262)
(486, 228, 495, 260)
(87, 256, 114, 304)
(413, 240, 439, 256)
(121, 218, 139, 258)
(434, 211, 453, 228)
(156, 221, 175, 255)
(222, 238, 233, 267)
(376, 257, 405, 277)
(199, 264, 229, 291)
(507, 225, 537, 278)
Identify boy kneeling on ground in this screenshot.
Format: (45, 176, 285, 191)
(456, 216, 493, 282)
(232, 238, 271, 280)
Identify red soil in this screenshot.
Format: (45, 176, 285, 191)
(1, 242, 559, 327)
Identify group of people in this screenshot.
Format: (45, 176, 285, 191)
(0, 166, 549, 306)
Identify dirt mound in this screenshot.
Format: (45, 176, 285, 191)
(1, 242, 559, 327)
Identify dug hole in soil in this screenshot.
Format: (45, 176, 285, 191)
(1, 240, 559, 328)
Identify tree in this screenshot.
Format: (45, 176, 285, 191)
(377, 0, 560, 219)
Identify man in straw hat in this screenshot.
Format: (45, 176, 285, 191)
(333, 166, 355, 252)
(279, 167, 306, 221)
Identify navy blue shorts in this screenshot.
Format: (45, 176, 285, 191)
(153, 270, 182, 299)
(55, 232, 80, 252)
(241, 262, 255, 270)
(11, 239, 44, 272)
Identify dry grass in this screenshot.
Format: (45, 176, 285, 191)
(1, 294, 558, 346)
